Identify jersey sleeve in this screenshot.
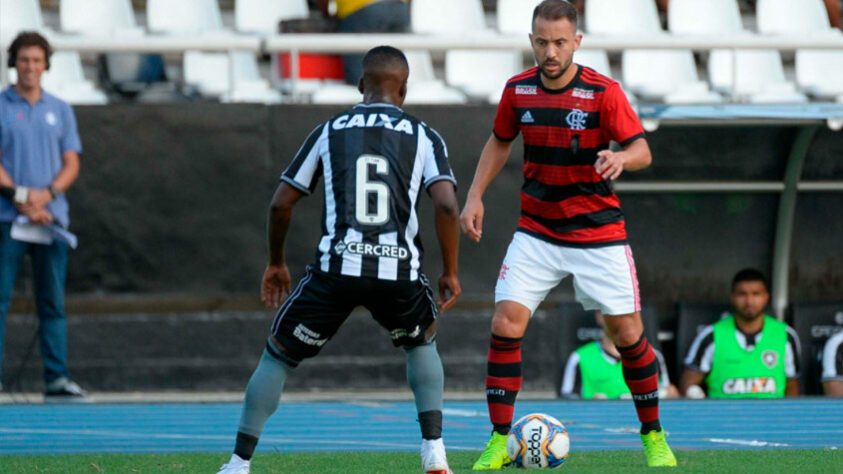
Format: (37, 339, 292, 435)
(420, 125, 457, 190)
(281, 123, 327, 195)
(492, 85, 519, 142)
(60, 104, 82, 154)
(784, 325, 802, 379)
(822, 332, 843, 382)
(600, 82, 645, 146)
(683, 325, 715, 374)
(560, 351, 582, 399)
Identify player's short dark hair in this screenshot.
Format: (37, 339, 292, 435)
(7, 31, 52, 69)
(732, 268, 769, 292)
(532, 0, 578, 29)
(362, 46, 408, 75)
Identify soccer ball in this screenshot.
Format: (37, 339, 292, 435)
(506, 413, 570, 469)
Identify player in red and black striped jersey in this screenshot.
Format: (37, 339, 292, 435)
(461, 1, 676, 469)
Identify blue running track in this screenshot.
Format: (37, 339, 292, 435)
(1, 399, 841, 455)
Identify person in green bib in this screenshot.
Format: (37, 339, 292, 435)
(561, 311, 679, 399)
(680, 269, 802, 398)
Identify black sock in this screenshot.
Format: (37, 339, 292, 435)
(641, 421, 662, 435)
(418, 410, 442, 440)
(493, 424, 511, 436)
(234, 431, 259, 460)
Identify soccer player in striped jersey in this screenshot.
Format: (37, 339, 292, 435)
(217, 46, 461, 474)
(460, 1, 676, 469)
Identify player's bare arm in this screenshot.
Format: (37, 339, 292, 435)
(785, 378, 801, 397)
(26, 150, 80, 210)
(459, 134, 514, 242)
(262, 182, 305, 308)
(429, 180, 461, 312)
(594, 137, 652, 181)
(679, 367, 706, 397)
(0, 158, 54, 224)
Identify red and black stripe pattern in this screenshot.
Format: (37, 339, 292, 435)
(486, 334, 523, 434)
(617, 335, 661, 434)
(492, 66, 645, 247)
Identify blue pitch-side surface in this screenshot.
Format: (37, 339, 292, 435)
(1, 399, 841, 455)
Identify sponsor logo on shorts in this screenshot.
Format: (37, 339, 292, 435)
(333, 240, 410, 260)
(722, 377, 777, 394)
(293, 324, 328, 347)
(515, 85, 538, 95)
(389, 325, 421, 340)
(571, 88, 595, 100)
(498, 264, 510, 281)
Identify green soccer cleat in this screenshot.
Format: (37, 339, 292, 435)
(641, 429, 677, 467)
(472, 431, 511, 470)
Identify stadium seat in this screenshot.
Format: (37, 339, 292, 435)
(60, 0, 141, 36)
(412, 0, 522, 100)
(0, 0, 45, 35)
(669, 0, 808, 103)
(404, 51, 467, 104)
(183, 51, 281, 103)
(587, 0, 721, 103)
(675, 303, 731, 370)
(39, 52, 108, 105)
(497, 0, 541, 35)
(310, 84, 361, 104)
(757, 0, 843, 98)
(574, 49, 612, 78)
(790, 303, 843, 394)
(147, 0, 223, 34)
(235, 0, 310, 34)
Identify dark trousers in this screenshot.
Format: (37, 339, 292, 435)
(338, 0, 410, 85)
(0, 222, 70, 385)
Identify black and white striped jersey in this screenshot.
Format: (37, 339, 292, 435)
(281, 103, 456, 281)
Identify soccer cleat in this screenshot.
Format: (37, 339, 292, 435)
(216, 454, 250, 474)
(472, 431, 511, 470)
(44, 377, 86, 398)
(421, 438, 453, 474)
(641, 429, 677, 467)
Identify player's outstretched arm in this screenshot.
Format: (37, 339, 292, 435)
(262, 182, 305, 308)
(594, 137, 652, 181)
(460, 134, 514, 243)
(429, 180, 461, 313)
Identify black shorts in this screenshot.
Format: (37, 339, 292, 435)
(270, 266, 439, 362)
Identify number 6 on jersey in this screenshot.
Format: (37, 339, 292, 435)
(355, 154, 390, 225)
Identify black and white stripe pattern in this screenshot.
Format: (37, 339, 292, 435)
(281, 103, 456, 281)
(684, 323, 802, 377)
(821, 330, 843, 382)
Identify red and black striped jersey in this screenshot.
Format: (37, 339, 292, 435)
(493, 65, 645, 246)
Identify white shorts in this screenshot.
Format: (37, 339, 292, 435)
(494, 232, 641, 316)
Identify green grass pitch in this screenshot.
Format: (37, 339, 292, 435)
(1, 449, 841, 473)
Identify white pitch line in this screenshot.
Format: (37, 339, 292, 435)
(706, 438, 789, 447)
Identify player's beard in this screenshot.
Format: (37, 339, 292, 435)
(537, 56, 572, 80)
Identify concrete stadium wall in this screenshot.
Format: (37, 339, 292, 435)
(3, 104, 842, 392)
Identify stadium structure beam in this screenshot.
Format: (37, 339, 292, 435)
(771, 126, 818, 321)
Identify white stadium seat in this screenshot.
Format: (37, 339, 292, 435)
(574, 49, 612, 78)
(60, 0, 141, 36)
(497, 0, 541, 35)
(40, 52, 108, 105)
(235, 0, 310, 34)
(757, 0, 843, 99)
(0, 0, 44, 34)
(184, 51, 282, 103)
(412, 0, 522, 100)
(670, 0, 807, 103)
(587, 0, 720, 103)
(147, 0, 223, 34)
(404, 51, 467, 104)
(310, 84, 361, 104)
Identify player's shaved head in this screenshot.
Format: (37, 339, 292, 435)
(359, 46, 409, 105)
